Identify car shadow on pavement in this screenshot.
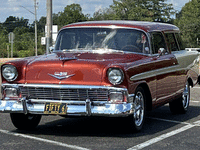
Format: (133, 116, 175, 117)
(12, 105, 200, 138)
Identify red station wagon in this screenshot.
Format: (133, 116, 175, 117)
(0, 21, 199, 132)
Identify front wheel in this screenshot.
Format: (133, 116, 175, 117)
(169, 81, 190, 114)
(126, 86, 146, 132)
(10, 113, 42, 130)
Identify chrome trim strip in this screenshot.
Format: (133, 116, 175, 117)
(130, 65, 179, 81)
(30, 99, 86, 105)
(1, 84, 128, 92)
(28, 99, 107, 106)
(130, 50, 199, 81)
(173, 50, 199, 75)
(59, 56, 77, 61)
(55, 26, 153, 55)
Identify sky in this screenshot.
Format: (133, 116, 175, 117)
(0, 0, 191, 24)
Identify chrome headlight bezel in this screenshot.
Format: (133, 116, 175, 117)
(107, 68, 124, 85)
(2, 65, 18, 81)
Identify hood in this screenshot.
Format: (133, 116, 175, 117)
(23, 51, 146, 85)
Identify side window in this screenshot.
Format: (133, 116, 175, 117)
(164, 33, 179, 51)
(175, 33, 185, 50)
(151, 32, 167, 54)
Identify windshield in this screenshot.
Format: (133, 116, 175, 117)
(55, 28, 150, 54)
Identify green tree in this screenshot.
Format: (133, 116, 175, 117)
(13, 27, 34, 57)
(175, 0, 200, 47)
(93, 8, 116, 20)
(57, 4, 88, 27)
(0, 26, 9, 57)
(3, 16, 29, 33)
(93, 0, 175, 22)
(146, 0, 175, 22)
(37, 16, 46, 33)
(0, 4, 90, 58)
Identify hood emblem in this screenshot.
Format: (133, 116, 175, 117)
(59, 56, 77, 61)
(48, 72, 75, 80)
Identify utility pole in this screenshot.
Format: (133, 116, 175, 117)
(34, 0, 38, 56)
(8, 32, 14, 58)
(46, 0, 52, 54)
(20, 1, 38, 56)
(7, 45, 9, 58)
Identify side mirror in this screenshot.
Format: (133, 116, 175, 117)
(144, 47, 150, 54)
(49, 46, 54, 53)
(158, 48, 166, 56)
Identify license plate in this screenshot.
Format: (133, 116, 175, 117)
(44, 102, 68, 114)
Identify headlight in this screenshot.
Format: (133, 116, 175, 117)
(108, 68, 124, 85)
(2, 65, 18, 81)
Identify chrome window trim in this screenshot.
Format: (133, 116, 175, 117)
(149, 31, 168, 54)
(54, 26, 152, 55)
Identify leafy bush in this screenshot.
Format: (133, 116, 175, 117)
(17, 50, 35, 57)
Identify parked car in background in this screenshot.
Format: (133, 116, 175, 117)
(0, 21, 199, 132)
(185, 48, 200, 52)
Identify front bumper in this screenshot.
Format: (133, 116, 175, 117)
(0, 99, 134, 117)
(0, 84, 135, 117)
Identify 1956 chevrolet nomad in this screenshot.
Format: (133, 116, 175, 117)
(0, 21, 199, 132)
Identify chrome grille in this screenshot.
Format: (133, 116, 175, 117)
(19, 86, 109, 101)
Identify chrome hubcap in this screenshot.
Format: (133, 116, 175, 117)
(134, 91, 144, 126)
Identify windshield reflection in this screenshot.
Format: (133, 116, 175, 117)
(55, 28, 150, 54)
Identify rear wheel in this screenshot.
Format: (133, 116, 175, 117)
(126, 86, 146, 132)
(169, 81, 190, 114)
(10, 113, 42, 130)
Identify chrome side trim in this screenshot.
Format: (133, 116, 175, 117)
(130, 65, 179, 81)
(173, 50, 199, 75)
(130, 50, 199, 81)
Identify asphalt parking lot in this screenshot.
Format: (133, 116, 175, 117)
(0, 83, 200, 150)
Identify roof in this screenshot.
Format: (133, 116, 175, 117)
(61, 20, 179, 32)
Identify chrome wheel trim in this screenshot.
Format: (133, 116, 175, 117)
(182, 82, 190, 109)
(134, 91, 144, 127)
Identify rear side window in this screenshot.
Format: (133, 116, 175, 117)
(175, 33, 185, 50)
(151, 32, 167, 54)
(164, 33, 179, 51)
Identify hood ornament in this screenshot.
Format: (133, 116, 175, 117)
(48, 72, 75, 80)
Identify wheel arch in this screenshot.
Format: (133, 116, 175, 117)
(137, 83, 152, 111)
